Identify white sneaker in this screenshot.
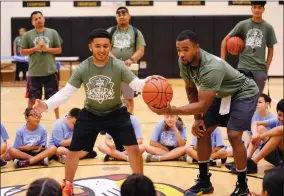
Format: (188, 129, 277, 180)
(186, 156, 193, 164)
(216, 159, 222, 168)
(59, 155, 66, 164)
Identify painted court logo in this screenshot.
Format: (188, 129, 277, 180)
(0, 174, 185, 196)
(86, 75, 115, 104)
(246, 28, 263, 49)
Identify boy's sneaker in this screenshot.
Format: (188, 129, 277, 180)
(59, 155, 66, 164)
(177, 154, 187, 161)
(0, 160, 7, 168)
(210, 159, 222, 168)
(62, 179, 74, 196)
(186, 156, 193, 164)
(225, 161, 236, 170)
(14, 159, 30, 168)
(230, 158, 257, 174)
(104, 155, 116, 162)
(230, 182, 251, 196)
(146, 154, 160, 162)
(39, 157, 49, 166)
(85, 151, 97, 158)
(184, 173, 214, 195)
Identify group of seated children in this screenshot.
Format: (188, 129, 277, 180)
(225, 95, 284, 174)
(1, 95, 283, 174)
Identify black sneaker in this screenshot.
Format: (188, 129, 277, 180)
(104, 155, 115, 162)
(231, 182, 251, 196)
(225, 161, 235, 170)
(184, 173, 214, 195)
(230, 159, 257, 174)
(86, 151, 97, 158)
(246, 158, 258, 174)
(0, 160, 7, 168)
(14, 159, 30, 168)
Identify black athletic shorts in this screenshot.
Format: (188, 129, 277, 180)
(262, 139, 284, 166)
(69, 107, 138, 152)
(203, 94, 258, 131)
(26, 72, 59, 100)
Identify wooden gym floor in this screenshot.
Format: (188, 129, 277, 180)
(0, 78, 283, 195)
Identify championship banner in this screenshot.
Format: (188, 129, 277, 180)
(126, 1, 153, 6)
(74, 1, 101, 7)
(177, 1, 205, 6)
(228, 1, 251, 5)
(23, 1, 50, 7)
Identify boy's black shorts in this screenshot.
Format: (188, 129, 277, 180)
(69, 107, 138, 152)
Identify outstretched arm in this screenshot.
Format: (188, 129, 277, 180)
(33, 83, 79, 114)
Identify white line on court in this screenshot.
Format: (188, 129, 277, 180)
(1, 90, 11, 96)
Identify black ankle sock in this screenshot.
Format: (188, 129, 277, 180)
(199, 160, 209, 180)
(237, 169, 247, 187)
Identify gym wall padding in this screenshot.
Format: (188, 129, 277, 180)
(11, 15, 250, 78)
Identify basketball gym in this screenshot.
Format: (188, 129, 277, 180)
(1, 1, 283, 196)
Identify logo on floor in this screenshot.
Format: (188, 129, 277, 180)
(1, 174, 185, 196)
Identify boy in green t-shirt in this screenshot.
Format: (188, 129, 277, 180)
(221, 1, 277, 93)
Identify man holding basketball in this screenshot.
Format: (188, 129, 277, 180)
(221, 1, 277, 93)
(149, 30, 259, 196)
(33, 29, 160, 196)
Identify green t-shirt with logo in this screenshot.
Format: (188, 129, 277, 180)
(20, 28, 63, 76)
(229, 19, 277, 72)
(179, 49, 259, 100)
(13, 36, 22, 55)
(107, 25, 146, 61)
(68, 56, 137, 116)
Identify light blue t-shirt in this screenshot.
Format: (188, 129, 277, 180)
(13, 125, 47, 149)
(1, 123, 9, 144)
(192, 127, 224, 148)
(151, 120, 187, 148)
(246, 112, 276, 134)
(106, 115, 143, 139)
(266, 117, 281, 128)
(49, 118, 73, 147)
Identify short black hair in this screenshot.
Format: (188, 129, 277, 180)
(116, 6, 129, 14)
(30, 11, 43, 22)
(68, 108, 81, 119)
(121, 173, 156, 196)
(26, 178, 62, 196)
(89, 28, 112, 43)
(176, 30, 199, 44)
(263, 166, 284, 196)
(259, 93, 272, 104)
(24, 107, 33, 116)
(251, 1, 266, 7)
(276, 99, 284, 112)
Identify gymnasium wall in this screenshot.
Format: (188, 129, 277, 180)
(1, 1, 283, 77)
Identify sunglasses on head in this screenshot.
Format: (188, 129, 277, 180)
(116, 10, 128, 15)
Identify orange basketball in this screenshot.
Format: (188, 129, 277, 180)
(227, 36, 245, 55)
(142, 78, 173, 109)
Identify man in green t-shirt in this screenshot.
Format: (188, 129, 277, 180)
(107, 7, 146, 114)
(149, 30, 259, 196)
(20, 11, 63, 119)
(33, 29, 160, 196)
(221, 1, 277, 93)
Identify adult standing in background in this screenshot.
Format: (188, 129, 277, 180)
(107, 6, 146, 115)
(20, 11, 63, 119)
(13, 27, 28, 81)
